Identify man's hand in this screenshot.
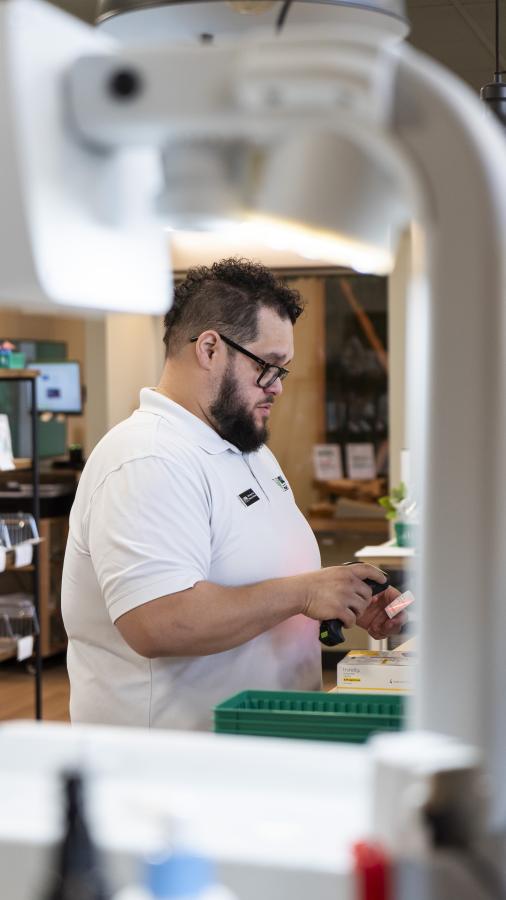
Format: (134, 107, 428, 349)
(302, 563, 388, 628)
(355, 584, 408, 639)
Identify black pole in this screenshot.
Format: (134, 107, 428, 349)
(495, 0, 500, 79)
(30, 376, 42, 720)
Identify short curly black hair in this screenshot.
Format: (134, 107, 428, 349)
(163, 258, 304, 357)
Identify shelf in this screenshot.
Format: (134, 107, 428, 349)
(354, 541, 415, 570)
(13, 458, 32, 471)
(0, 369, 38, 380)
(0, 369, 42, 717)
(0, 640, 17, 663)
(308, 515, 389, 536)
(314, 477, 387, 503)
(0, 541, 45, 575)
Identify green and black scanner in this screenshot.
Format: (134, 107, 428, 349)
(319, 576, 390, 646)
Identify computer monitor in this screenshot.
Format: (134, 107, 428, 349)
(28, 361, 82, 415)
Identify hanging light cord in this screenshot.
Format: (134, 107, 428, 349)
(276, 0, 295, 33)
(495, 0, 505, 79)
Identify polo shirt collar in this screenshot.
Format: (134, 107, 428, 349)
(139, 388, 241, 455)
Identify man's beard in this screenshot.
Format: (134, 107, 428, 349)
(210, 365, 270, 453)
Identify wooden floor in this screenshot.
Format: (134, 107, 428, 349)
(0, 654, 70, 722)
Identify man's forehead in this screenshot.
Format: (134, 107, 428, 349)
(253, 308, 294, 358)
(252, 336, 294, 365)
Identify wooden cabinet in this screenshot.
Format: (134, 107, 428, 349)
(38, 517, 68, 658)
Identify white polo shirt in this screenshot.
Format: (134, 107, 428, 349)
(62, 389, 322, 730)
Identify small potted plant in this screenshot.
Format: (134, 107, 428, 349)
(378, 482, 417, 547)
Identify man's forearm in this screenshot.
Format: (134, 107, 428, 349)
(115, 576, 308, 658)
(115, 563, 394, 658)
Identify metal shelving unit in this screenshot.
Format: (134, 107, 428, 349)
(0, 370, 42, 719)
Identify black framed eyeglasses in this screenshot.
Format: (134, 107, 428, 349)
(190, 333, 289, 389)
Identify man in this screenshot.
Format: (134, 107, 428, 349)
(62, 258, 405, 730)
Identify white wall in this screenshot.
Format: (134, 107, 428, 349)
(84, 318, 107, 456)
(84, 313, 165, 456)
(388, 229, 411, 491)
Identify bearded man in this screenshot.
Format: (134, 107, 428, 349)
(62, 259, 404, 729)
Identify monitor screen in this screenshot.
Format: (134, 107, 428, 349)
(28, 361, 82, 415)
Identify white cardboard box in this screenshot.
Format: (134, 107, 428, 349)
(336, 650, 414, 694)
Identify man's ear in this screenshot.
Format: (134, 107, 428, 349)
(192, 331, 221, 371)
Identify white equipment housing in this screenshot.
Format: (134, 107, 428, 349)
(0, 0, 505, 895)
(0, 1, 169, 314)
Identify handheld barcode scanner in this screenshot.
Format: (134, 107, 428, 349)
(319, 576, 390, 647)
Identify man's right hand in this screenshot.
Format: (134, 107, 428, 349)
(301, 563, 388, 628)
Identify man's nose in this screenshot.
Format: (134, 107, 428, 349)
(264, 377, 283, 397)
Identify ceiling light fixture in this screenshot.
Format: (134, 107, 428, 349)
(95, 0, 409, 46)
(94, 0, 411, 274)
(480, 0, 506, 128)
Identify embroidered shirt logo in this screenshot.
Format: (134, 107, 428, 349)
(273, 475, 289, 492)
(238, 488, 260, 507)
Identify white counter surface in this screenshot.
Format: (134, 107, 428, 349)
(0, 721, 373, 900)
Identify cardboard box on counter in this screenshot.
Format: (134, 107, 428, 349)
(336, 650, 414, 695)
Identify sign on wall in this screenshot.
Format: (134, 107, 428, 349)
(345, 443, 377, 480)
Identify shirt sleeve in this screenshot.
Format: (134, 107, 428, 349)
(85, 454, 211, 623)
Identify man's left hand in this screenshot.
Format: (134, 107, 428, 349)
(355, 585, 409, 640)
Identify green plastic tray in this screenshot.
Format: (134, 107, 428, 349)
(214, 690, 404, 743)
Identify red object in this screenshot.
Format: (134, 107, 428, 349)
(353, 841, 392, 900)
